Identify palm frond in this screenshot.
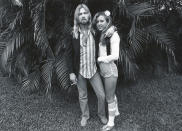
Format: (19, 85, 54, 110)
(0, 41, 6, 56)
(22, 69, 41, 92)
(0, 4, 27, 69)
(128, 23, 148, 56)
(0, 7, 8, 27)
(41, 59, 54, 94)
(8, 47, 29, 82)
(145, 24, 175, 57)
(117, 1, 155, 19)
(127, 2, 155, 17)
(119, 47, 139, 80)
(9, 9, 24, 31)
(1, 29, 31, 69)
(0, 6, 21, 37)
(1, 32, 24, 69)
(176, 6, 182, 16)
(55, 55, 70, 89)
(31, 0, 49, 54)
(113, 0, 126, 16)
(46, 0, 72, 56)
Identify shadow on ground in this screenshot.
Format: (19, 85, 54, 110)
(0, 73, 182, 131)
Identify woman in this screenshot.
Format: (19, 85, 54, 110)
(93, 10, 120, 131)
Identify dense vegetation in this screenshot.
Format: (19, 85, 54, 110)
(0, 0, 182, 96)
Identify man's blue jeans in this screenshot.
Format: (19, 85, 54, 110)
(77, 72, 106, 120)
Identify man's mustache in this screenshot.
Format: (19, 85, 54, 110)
(97, 25, 103, 28)
(81, 18, 87, 20)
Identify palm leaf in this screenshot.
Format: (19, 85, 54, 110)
(0, 41, 6, 56)
(1, 29, 31, 69)
(31, 0, 49, 54)
(0, 6, 22, 38)
(55, 55, 70, 89)
(45, 0, 72, 56)
(128, 26, 149, 56)
(41, 59, 54, 94)
(9, 9, 24, 31)
(145, 24, 175, 57)
(117, 1, 155, 19)
(176, 6, 182, 16)
(22, 69, 41, 92)
(1, 32, 23, 69)
(127, 2, 155, 17)
(49, 15, 72, 56)
(0, 7, 7, 26)
(114, 0, 127, 16)
(119, 46, 139, 80)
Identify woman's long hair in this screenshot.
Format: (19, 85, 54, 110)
(92, 11, 112, 45)
(73, 4, 92, 39)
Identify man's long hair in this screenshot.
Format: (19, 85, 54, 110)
(73, 4, 92, 39)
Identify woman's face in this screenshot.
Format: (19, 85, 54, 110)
(96, 15, 108, 31)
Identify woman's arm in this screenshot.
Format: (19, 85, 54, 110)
(98, 32, 120, 63)
(104, 26, 117, 38)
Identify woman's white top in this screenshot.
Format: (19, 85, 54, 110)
(98, 31, 120, 63)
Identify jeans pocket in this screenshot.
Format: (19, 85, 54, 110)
(99, 63, 111, 76)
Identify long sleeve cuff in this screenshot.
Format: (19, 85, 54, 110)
(98, 55, 119, 63)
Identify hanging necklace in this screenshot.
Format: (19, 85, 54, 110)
(81, 30, 89, 47)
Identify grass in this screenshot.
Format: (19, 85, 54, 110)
(0, 73, 182, 131)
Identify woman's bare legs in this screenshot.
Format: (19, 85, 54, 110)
(102, 76, 118, 130)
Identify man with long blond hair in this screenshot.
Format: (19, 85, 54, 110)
(66, 4, 110, 127)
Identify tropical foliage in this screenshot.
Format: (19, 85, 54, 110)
(0, 0, 181, 95)
(112, 0, 182, 79)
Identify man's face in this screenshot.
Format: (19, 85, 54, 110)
(78, 8, 90, 25)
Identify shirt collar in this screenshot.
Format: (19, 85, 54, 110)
(78, 27, 91, 35)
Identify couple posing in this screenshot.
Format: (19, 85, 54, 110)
(67, 3, 120, 131)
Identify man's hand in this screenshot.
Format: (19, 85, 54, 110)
(69, 73, 77, 85)
(104, 26, 116, 38)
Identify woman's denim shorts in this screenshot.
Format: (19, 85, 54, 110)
(99, 62, 118, 78)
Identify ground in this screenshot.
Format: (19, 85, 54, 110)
(0, 73, 182, 131)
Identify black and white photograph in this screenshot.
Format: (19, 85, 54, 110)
(0, 0, 182, 131)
